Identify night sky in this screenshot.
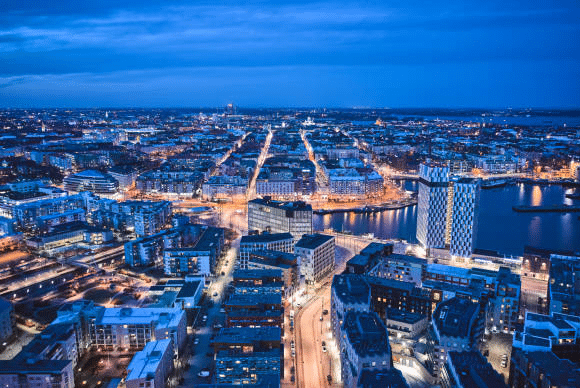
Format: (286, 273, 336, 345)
(1, 0, 579, 108)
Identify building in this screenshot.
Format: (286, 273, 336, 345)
(247, 198, 312, 242)
(163, 248, 212, 277)
(416, 163, 449, 251)
(148, 279, 204, 309)
(295, 233, 335, 284)
(247, 250, 299, 297)
(444, 351, 507, 388)
(89, 307, 187, 351)
(330, 274, 371, 341)
(0, 298, 13, 343)
(368, 253, 426, 286)
(366, 276, 432, 319)
(238, 232, 294, 269)
(519, 246, 551, 315)
(509, 347, 580, 388)
(447, 178, 480, 259)
(549, 254, 580, 316)
(347, 242, 394, 275)
(512, 311, 580, 352)
(108, 165, 139, 189)
(339, 311, 392, 388)
(0, 359, 74, 388)
(126, 339, 174, 388)
(385, 308, 429, 340)
(357, 368, 409, 388)
(202, 175, 248, 201)
(430, 298, 483, 381)
(63, 169, 119, 194)
(215, 349, 281, 385)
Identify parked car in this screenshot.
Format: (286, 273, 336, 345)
(322, 309, 329, 315)
(194, 338, 199, 345)
(198, 370, 211, 377)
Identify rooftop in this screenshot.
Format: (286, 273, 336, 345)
(295, 233, 334, 250)
(332, 274, 370, 306)
(249, 197, 312, 212)
(241, 233, 294, 244)
(343, 311, 390, 358)
(357, 368, 409, 388)
(433, 298, 480, 338)
(447, 351, 507, 388)
(126, 339, 173, 382)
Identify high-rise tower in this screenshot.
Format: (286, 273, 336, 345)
(449, 178, 480, 258)
(416, 163, 449, 252)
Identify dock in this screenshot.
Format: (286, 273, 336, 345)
(314, 199, 417, 215)
(512, 205, 580, 213)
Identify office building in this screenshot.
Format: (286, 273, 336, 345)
(416, 163, 449, 251)
(295, 233, 335, 284)
(549, 254, 580, 316)
(330, 274, 371, 341)
(238, 232, 294, 269)
(247, 198, 312, 242)
(247, 250, 299, 297)
(63, 169, 119, 194)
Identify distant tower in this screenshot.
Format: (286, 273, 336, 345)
(448, 178, 480, 258)
(225, 103, 236, 115)
(416, 163, 449, 253)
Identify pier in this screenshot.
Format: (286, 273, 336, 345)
(512, 204, 580, 213)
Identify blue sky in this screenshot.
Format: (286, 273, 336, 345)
(0, 0, 579, 108)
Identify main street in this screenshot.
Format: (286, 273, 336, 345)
(295, 245, 352, 388)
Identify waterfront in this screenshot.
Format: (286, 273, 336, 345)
(313, 182, 580, 256)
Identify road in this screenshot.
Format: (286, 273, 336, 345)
(295, 245, 353, 388)
(247, 129, 273, 200)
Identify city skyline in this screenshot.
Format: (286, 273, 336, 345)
(1, 0, 580, 108)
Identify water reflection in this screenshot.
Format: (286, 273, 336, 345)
(314, 183, 580, 256)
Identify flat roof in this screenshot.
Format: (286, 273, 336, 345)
(358, 368, 409, 388)
(127, 339, 172, 381)
(249, 198, 312, 212)
(241, 233, 293, 244)
(332, 274, 370, 305)
(295, 233, 334, 250)
(433, 298, 479, 338)
(97, 307, 184, 328)
(447, 351, 507, 388)
(343, 311, 390, 358)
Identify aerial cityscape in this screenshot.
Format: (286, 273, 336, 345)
(1, 1, 580, 388)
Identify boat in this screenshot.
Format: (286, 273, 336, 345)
(481, 178, 508, 189)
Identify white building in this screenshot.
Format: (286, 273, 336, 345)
(295, 233, 335, 284)
(416, 163, 449, 251)
(126, 339, 174, 388)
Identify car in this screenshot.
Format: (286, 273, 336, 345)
(291, 350, 296, 357)
(221, 271, 225, 276)
(296, 303, 301, 308)
(501, 354, 508, 360)
(327, 375, 333, 384)
(321, 341, 326, 346)
(322, 345, 327, 352)
(193, 338, 199, 345)
(213, 292, 218, 297)
(220, 308, 226, 313)
(320, 316, 323, 321)
(290, 375, 295, 382)
(322, 309, 328, 315)
(501, 360, 507, 368)
(197, 370, 211, 377)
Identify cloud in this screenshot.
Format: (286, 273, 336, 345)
(0, 1, 579, 107)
